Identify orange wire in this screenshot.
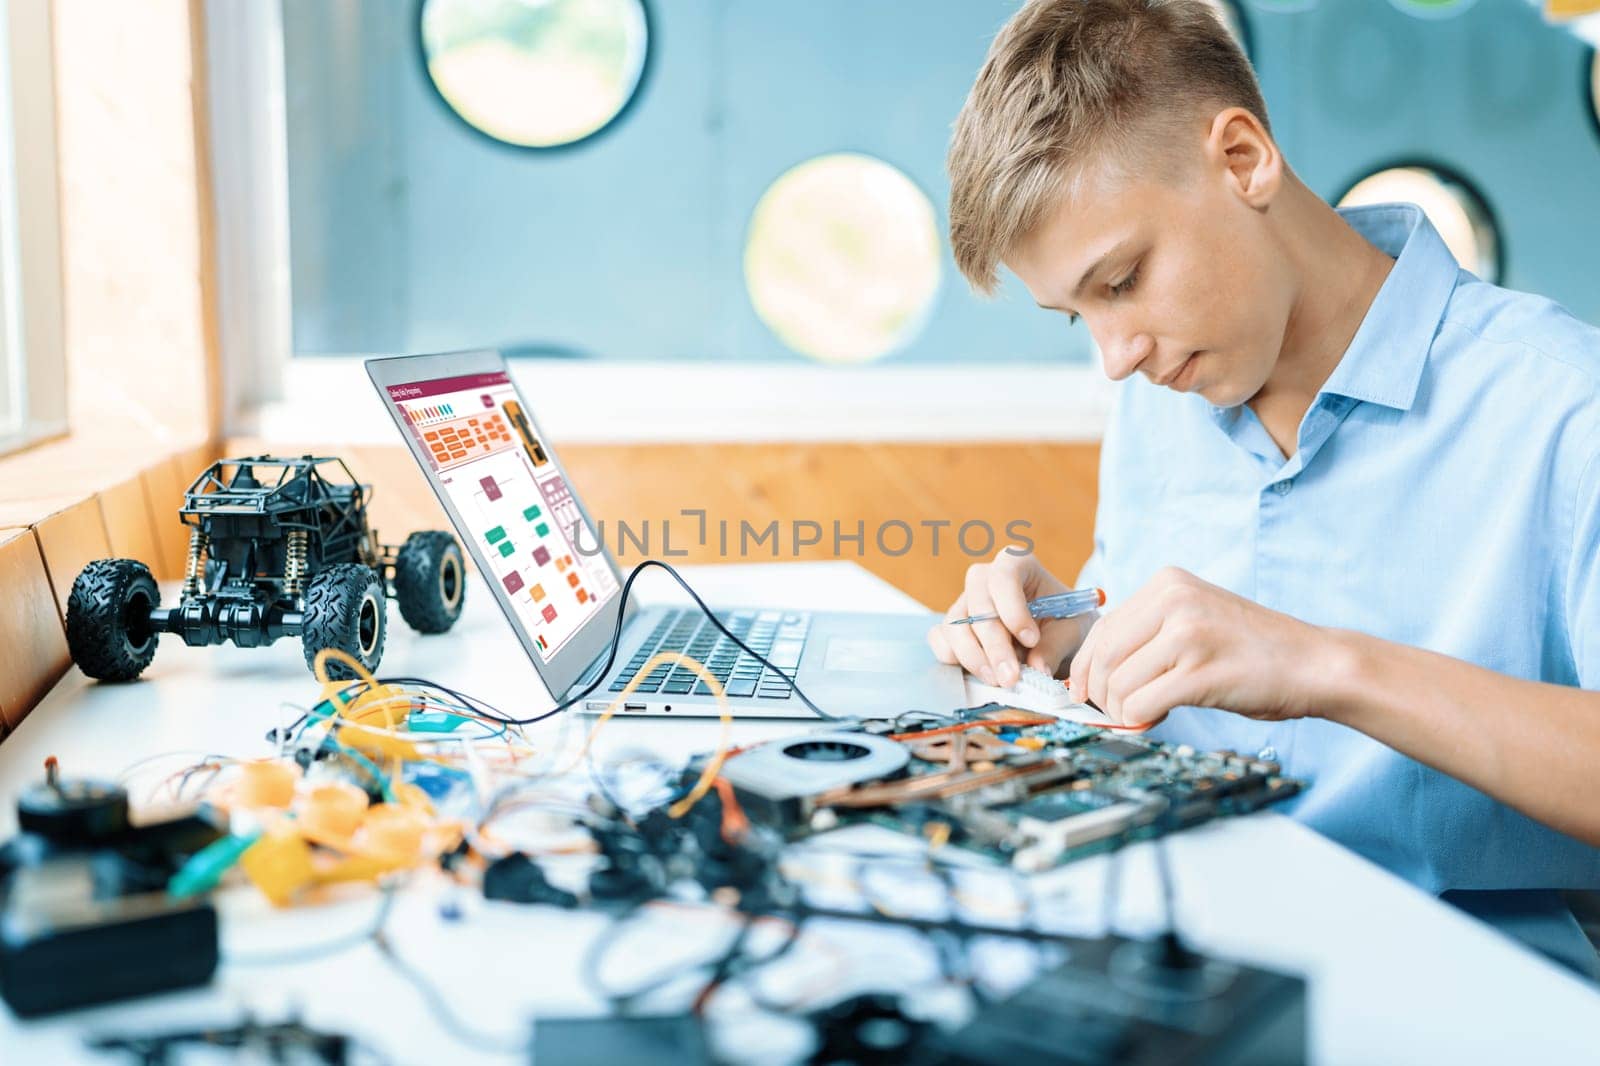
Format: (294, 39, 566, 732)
(712, 777, 750, 844)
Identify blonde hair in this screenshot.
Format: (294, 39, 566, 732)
(947, 0, 1270, 295)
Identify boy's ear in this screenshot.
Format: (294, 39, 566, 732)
(1207, 107, 1281, 210)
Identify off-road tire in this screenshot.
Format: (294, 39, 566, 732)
(394, 531, 466, 634)
(66, 559, 161, 682)
(301, 563, 387, 679)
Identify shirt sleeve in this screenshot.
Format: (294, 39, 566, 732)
(1073, 383, 1124, 603)
(1564, 440, 1600, 687)
(1076, 541, 1106, 591)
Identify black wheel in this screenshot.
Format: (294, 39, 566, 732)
(300, 563, 387, 679)
(394, 531, 466, 634)
(66, 559, 161, 682)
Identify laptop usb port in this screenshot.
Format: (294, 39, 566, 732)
(622, 702, 647, 713)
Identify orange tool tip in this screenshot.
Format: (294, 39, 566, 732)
(1095, 588, 1107, 607)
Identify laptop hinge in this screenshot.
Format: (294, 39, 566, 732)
(572, 657, 607, 694)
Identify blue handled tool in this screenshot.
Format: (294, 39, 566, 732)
(947, 586, 1105, 626)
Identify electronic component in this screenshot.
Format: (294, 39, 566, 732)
(807, 993, 930, 1063)
(532, 1014, 706, 1065)
(17, 758, 129, 843)
(1081, 738, 1152, 763)
(0, 853, 219, 1017)
(718, 731, 911, 826)
(88, 1016, 352, 1064)
(0, 760, 224, 1017)
(938, 933, 1306, 1065)
(965, 664, 1107, 719)
(741, 721, 1303, 871)
(1012, 792, 1155, 872)
(483, 853, 579, 907)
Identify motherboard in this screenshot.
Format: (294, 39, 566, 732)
(709, 706, 1303, 870)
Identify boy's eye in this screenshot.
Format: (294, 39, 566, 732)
(1110, 265, 1141, 297)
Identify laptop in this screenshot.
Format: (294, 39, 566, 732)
(366, 350, 966, 719)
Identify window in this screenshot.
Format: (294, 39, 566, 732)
(0, 1, 65, 457)
(1338, 165, 1501, 283)
(419, 0, 649, 149)
(1590, 49, 1599, 144)
(743, 154, 941, 364)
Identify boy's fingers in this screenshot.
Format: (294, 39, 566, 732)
(987, 570, 1038, 648)
(1025, 616, 1082, 677)
(963, 568, 1016, 686)
(940, 596, 995, 683)
(1102, 637, 1177, 724)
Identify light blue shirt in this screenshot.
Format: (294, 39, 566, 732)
(1081, 203, 1600, 974)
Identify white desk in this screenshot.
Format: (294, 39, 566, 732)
(2, 561, 1597, 1064)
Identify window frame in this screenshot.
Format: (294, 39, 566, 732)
(1335, 159, 1505, 284)
(413, 0, 655, 154)
(0, 0, 68, 459)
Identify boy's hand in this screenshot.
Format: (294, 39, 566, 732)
(1068, 567, 1338, 729)
(927, 549, 1091, 687)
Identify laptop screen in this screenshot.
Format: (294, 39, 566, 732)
(382, 369, 619, 663)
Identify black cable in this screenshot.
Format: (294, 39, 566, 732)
(690, 910, 758, 1014)
(375, 676, 527, 727)
(374, 926, 530, 1055)
(1153, 831, 1179, 937)
(495, 559, 842, 725)
(580, 900, 708, 1009)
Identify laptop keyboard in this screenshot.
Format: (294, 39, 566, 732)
(607, 609, 812, 700)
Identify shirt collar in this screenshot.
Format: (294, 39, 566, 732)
(1312, 203, 1461, 412)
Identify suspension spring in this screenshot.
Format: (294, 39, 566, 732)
(182, 529, 208, 598)
(284, 529, 309, 599)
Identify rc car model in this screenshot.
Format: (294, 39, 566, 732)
(65, 455, 466, 681)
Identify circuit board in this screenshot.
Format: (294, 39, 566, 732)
(714, 709, 1304, 872)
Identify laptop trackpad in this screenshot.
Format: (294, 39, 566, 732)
(822, 638, 932, 673)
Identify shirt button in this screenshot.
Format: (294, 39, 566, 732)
(1272, 479, 1293, 495)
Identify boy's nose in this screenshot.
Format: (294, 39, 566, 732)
(1101, 331, 1155, 381)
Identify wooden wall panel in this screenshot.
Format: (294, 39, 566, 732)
(0, 528, 70, 732)
(142, 457, 192, 580)
(224, 440, 1101, 610)
(30, 496, 113, 621)
(98, 475, 164, 578)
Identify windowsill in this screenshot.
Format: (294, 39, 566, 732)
(239, 356, 1116, 443)
(0, 427, 211, 525)
(0, 421, 69, 464)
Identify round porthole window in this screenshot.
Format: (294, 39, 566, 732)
(744, 154, 941, 364)
(1590, 50, 1599, 143)
(1338, 165, 1501, 283)
(420, 0, 649, 149)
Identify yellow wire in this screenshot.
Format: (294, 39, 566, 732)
(551, 650, 732, 819)
(312, 647, 388, 726)
(313, 646, 734, 819)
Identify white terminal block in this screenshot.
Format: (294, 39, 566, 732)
(964, 664, 1112, 724)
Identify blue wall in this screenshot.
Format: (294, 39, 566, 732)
(284, 0, 1600, 363)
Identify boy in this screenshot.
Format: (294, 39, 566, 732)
(928, 0, 1600, 975)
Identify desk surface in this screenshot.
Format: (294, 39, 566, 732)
(2, 561, 1597, 1064)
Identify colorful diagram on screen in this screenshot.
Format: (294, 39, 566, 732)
(412, 408, 514, 470)
(386, 371, 618, 661)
